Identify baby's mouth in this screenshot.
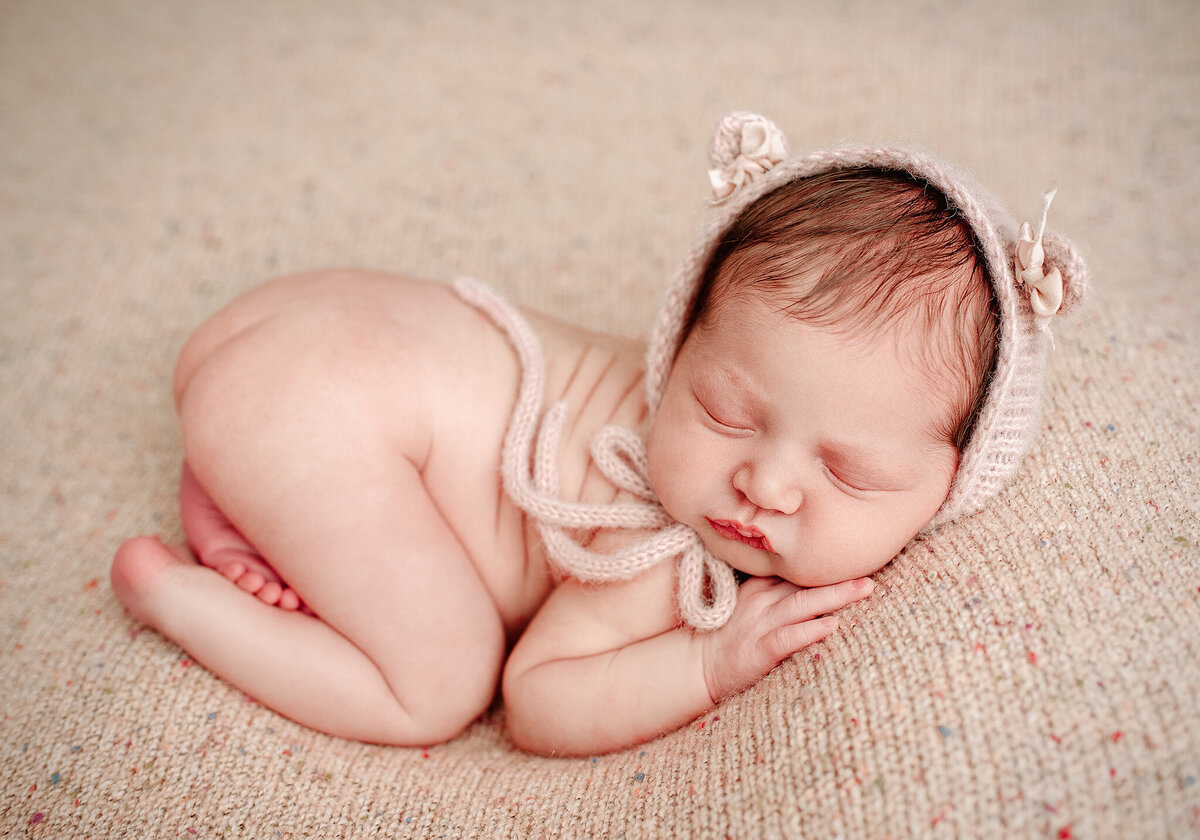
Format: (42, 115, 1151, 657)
(705, 518, 776, 553)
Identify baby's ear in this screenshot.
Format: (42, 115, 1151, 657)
(1040, 231, 1089, 317)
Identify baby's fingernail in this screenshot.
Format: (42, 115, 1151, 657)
(822, 617, 839, 630)
(855, 578, 875, 592)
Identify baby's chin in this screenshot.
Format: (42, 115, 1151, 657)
(696, 535, 783, 581)
(710, 537, 913, 588)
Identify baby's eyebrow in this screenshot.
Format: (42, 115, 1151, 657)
(698, 364, 762, 409)
(709, 362, 755, 393)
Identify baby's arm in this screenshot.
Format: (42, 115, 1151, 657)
(502, 559, 874, 756)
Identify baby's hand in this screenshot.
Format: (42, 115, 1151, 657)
(699, 576, 874, 703)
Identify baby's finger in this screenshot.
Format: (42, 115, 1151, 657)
(779, 577, 874, 622)
(761, 615, 840, 662)
(740, 575, 801, 602)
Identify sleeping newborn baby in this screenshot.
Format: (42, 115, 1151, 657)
(111, 113, 1086, 756)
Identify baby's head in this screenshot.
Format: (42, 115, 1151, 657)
(690, 168, 998, 455)
(644, 113, 1088, 586)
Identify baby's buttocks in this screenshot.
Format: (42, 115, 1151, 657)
(173, 270, 648, 641)
(172, 272, 544, 631)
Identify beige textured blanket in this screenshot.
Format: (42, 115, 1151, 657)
(2, 1, 1197, 836)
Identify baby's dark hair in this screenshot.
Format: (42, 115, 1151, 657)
(685, 168, 1000, 452)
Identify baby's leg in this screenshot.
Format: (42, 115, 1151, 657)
(112, 460, 506, 746)
(178, 461, 302, 611)
(113, 538, 440, 742)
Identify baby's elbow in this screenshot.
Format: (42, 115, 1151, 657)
(505, 711, 585, 757)
(501, 666, 549, 754)
(505, 715, 550, 755)
(500, 664, 576, 756)
(504, 671, 633, 757)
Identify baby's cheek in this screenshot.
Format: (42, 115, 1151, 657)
(644, 440, 676, 508)
(645, 432, 692, 519)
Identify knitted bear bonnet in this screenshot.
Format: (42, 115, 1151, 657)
(461, 112, 1090, 629)
(644, 112, 1089, 529)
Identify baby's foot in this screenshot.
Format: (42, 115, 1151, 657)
(115, 536, 309, 617)
(178, 461, 304, 611)
(111, 536, 197, 627)
(201, 546, 305, 612)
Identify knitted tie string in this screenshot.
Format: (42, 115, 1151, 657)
(453, 278, 738, 630)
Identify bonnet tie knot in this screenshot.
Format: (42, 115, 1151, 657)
(453, 278, 738, 631)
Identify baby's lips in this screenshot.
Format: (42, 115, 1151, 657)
(705, 517, 776, 553)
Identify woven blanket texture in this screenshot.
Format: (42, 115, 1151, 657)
(2, 0, 1197, 837)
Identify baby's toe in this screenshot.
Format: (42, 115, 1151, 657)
(219, 561, 247, 581)
(255, 580, 283, 605)
(234, 570, 266, 593)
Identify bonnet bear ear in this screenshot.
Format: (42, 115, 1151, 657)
(1040, 231, 1089, 318)
(707, 112, 788, 203)
(1012, 189, 1089, 333)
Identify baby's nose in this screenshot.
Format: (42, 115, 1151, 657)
(734, 461, 802, 515)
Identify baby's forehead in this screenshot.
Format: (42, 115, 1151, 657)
(688, 294, 967, 436)
(708, 242, 980, 370)
(698, 278, 942, 357)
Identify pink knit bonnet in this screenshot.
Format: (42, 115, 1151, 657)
(644, 112, 1089, 529)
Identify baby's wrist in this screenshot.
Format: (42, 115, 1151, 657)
(695, 630, 728, 706)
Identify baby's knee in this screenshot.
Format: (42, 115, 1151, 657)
(360, 674, 495, 747)
(409, 692, 493, 745)
(435, 668, 503, 740)
(382, 642, 503, 745)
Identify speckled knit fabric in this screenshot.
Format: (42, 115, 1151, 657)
(2, 1, 1197, 838)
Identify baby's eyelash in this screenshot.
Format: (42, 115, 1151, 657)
(708, 411, 741, 430)
(703, 405, 733, 426)
(824, 465, 874, 494)
(698, 399, 751, 432)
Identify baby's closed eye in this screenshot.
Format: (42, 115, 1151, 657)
(692, 388, 755, 434)
(820, 448, 910, 494)
(823, 463, 885, 494)
(701, 402, 752, 432)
